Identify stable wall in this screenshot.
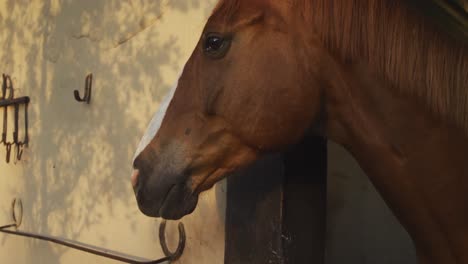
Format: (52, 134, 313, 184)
(0, 1, 223, 263)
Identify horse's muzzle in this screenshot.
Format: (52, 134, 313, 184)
(132, 169, 198, 220)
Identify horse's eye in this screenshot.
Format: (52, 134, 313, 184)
(205, 36, 223, 51)
(203, 33, 231, 59)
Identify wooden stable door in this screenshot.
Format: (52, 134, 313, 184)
(225, 135, 327, 264)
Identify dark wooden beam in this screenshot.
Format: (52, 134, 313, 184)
(282, 136, 327, 264)
(225, 136, 327, 264)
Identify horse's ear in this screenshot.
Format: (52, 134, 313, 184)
(230, 9, 265, 30)
(259, 0, 290, 31)
(230, 0, 288, 31)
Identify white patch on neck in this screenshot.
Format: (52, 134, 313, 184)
(133, 72, 181, 161)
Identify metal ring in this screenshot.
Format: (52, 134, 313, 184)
(11, 198, 22, 228)
(158, 220, 186, 261)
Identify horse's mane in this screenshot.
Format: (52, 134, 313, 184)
(212, 0, 468, 132)
(309, 0, 468, 132)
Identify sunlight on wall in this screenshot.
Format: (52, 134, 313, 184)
(0, 0, 220, 263)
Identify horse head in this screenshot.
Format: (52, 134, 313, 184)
(132, 0, 324, 219)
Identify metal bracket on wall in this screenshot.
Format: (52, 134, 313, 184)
(0, 74, 30, 163)
(0, 198, 186, 264)
(74, 73, 92, 104)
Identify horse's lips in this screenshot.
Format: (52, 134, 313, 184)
(158, 184, 198, 220)
(135, 175, 199, 219)
(135, 185, 172, 218)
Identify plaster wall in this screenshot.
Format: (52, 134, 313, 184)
(0, 1, 222, 263)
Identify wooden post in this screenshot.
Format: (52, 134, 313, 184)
(225, 136, 327, 264)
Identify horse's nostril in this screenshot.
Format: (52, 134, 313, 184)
(131, 170, 140, 187)
(133, 155, 141, 170)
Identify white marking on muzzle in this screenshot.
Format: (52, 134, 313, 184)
(133, 73, 182, 162)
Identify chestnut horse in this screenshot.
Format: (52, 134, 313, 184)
(132, 0, 468, 263)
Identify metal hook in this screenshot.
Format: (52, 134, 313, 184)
(0, 198, 22, 230)
(12, 102, 18, 145)
(2, 74, 14, 100)
(15, 143, 24, 162)
(0, 74, 30, 164)
(1, 74, 10, 146)
(1, 74, 6, 100)
(0, 104, 6, 145)
(11, 198, 23, 228)
(23, 100, 29, 146)
(158, 220, 186, 261)
(74, 74, 92, 104)
(5, 143, 12, 163)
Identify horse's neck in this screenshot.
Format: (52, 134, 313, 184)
(301, 0, 468, 135)
(297, 1, 468, 262)
(322, 62, 468, 264)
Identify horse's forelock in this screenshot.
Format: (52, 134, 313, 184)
(211, 0, 276, 22)
(211, 0, 241, 22)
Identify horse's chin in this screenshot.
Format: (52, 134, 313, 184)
(137, 183, 199, 220)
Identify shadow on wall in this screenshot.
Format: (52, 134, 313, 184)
(0, 0, 210, 262)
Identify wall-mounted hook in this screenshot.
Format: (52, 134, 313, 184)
(14, 144, 24, 163)
(159, 220, 186, 261)
(74, 74, 92, 104)
(0, 74, 30, 164)
(5, 143, 12, 163)
(13, 103, 19, 144)
(2, 74, 14, 100)
(1, 103, 6, 145)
